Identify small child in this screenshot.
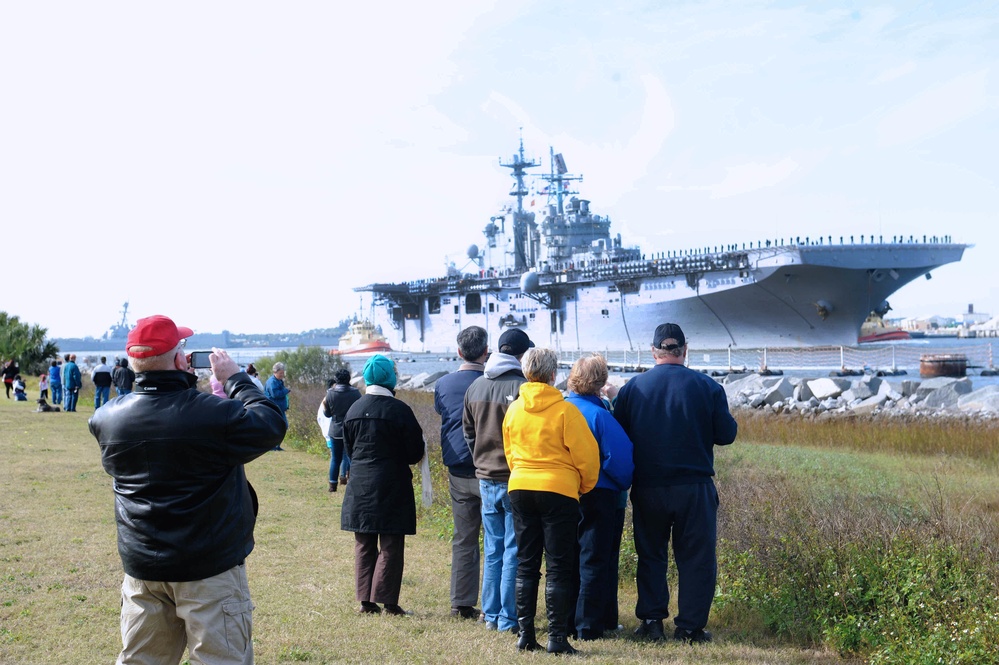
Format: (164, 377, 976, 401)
(39, 374, 49, 400)
(13, 375, 27, 401)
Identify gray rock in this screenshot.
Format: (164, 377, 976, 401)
(763, 377, 794, 406)
(921, 379, 973, 409)
(807, 378, 852, 400)
(957, 385, 999, 413)
(851, 393, 888, 416)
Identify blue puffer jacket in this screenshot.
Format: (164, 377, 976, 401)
(566, 393, 634, 491)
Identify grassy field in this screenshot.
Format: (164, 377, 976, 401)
(3, 380, 996, 663)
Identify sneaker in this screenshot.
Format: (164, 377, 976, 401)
(450, 605, 480, 620)
(673, 627, 712, 644)
(634, 619, 666, 641)
(485, 620, 498, 631)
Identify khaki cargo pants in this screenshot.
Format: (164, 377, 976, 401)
(117, 564, 254, 665)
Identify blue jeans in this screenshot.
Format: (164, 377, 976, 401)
(94, 385, 110, 408)
(328, 439, 351, 483)
(479, 479, 517, 631)
(64, 387, 79, 412)
(51, 383, 62, 404)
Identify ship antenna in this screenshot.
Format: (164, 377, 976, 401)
(541, 147, 583, 215)
(499, 132, 540, 271)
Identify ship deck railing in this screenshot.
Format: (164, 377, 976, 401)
(557, 341, 997, 375)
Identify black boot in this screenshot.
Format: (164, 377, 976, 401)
(515, 578, 541, 651)
(546, 581, 578, 655)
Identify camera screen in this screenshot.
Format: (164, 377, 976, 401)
(189, 351, 213, 369)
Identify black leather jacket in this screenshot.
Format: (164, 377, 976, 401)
(89, 370, 287, 582)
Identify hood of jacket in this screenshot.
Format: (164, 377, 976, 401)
(517, 381, 564, 413)
(484, 352, 523, 379)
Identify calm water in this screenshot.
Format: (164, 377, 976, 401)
(67, 336, 999, 388)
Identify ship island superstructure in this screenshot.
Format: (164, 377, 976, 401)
(357, 141, 968, 353)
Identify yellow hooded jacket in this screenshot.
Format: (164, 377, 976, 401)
(503, 382, 600, 500)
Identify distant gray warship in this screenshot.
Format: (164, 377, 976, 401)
(357, 141, 968, 353)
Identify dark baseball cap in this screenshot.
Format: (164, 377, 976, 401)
(652, 323, 686, 350)
(497, 328, 535, 356)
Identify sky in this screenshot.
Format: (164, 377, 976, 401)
(2, 0, 996, 338)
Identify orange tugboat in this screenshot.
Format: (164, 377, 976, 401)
(329, 319, 392, 357)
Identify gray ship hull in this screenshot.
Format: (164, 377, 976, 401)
(362, 243, 967, 353)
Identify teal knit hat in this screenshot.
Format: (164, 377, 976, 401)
(363, 354, 397, 390)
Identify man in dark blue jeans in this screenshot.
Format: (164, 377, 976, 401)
(614, 323, 737, 644)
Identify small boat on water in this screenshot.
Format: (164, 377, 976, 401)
(330, 319, 392, 357)
(858, 313, 911, 344)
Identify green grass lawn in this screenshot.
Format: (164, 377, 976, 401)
(0, 393, 859, 664)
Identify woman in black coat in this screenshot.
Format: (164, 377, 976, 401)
(340, 354, 424, 615)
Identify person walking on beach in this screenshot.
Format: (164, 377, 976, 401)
(433, 325, 488, 620)
(462, 328, 534, 634)
(614, 323, 737, 644)
(89, 314, 287, 665)
(341, 354, 425, 616)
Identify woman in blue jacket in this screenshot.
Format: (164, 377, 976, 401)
(565, 355, 634, 641)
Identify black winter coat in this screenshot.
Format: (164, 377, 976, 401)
(340, 392, 424, 535)
(89, 370, 287, 581)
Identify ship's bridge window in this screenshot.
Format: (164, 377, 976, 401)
(465, 293, 481, 314)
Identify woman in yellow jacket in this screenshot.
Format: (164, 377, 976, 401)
(503, 347, 600, 654)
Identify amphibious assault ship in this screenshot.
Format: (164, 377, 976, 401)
(356, 142, 968, 353)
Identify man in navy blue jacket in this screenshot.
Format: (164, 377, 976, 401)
(434, 325, 488, 620)
(614, 323, 737, 644)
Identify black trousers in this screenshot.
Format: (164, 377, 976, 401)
(509, 490, 578, 587)
(631, 482, 718, 631)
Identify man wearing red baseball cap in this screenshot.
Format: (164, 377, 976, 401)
(90, 314, 287, 664)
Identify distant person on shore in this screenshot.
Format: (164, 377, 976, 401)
(89, 314, 287, 664)
(264, 362, 291, 450)
(12, 374, 27, 401)
(565, 355, 634, 641)
(321, 368, 361, 492)
(112, 357, 135, 396)
(245, 363, 264, 391)
(503, 347, 600, 654)
(49, 360, 63, 406)
(91, 356, 114, 408)
(462, 328, 534, 634)
(63, 354, 82, 412)
(3, 359, 19, 399)
(433, 325, 488, 620)
(614, 323, 737, 644)
(39, 373, 49, 401)
(341, 354, 425, 616)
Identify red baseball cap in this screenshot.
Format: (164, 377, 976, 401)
(126, 315, 194, 359)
